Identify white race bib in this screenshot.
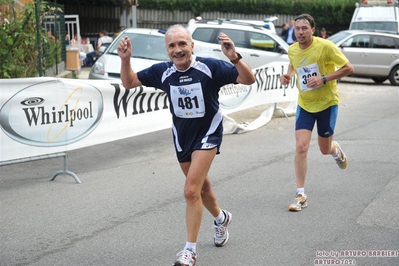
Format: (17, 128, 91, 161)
(170, 82, 205, 118)
(296, 63, 322, 91)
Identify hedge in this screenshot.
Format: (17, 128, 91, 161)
(138, 0, 359, 26)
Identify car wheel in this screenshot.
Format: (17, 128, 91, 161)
(371, 77, 387, 84)
(388, 65, 399, 86)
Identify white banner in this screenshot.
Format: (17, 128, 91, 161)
(0, 61, 298, 162)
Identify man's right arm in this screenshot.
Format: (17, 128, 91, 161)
(118, 36, 142, 89)
(280, 64, 296, 85)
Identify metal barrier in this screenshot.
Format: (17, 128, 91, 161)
(0, 152, 81, 184)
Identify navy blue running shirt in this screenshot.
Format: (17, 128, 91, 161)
(137, 55, 239, 161)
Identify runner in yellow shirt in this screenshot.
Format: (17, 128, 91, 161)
(280, 13, 354, 212)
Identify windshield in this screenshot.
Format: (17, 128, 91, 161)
(327, 31, 352, 44)
(350, 22, 398, 34)
(107, 33, 169, 61)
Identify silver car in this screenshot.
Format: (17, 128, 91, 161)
(186, 19, 289, 69)
(328, 30, 399, 86)
(89, 28, 169, 80)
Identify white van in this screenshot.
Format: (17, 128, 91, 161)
(349, 0, 399, 34)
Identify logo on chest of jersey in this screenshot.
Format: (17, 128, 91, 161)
(179, 75, 193, 83)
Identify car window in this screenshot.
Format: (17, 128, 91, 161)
(218, 29, 247, 48)
(107, 33, 169, 61)
(249, 32, 278, 52)
(343, 35, 370, 48)
(192, 28, 215, 43)
(328, 31, 351, 44)
(351, 22, 398, 34)
(372, 36, 397, 49)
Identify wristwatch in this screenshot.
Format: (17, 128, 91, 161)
(230, 53, 242, 64)
(322, 75, 327, 84)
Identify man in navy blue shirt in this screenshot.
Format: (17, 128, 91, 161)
(284, 19, 297, 45)
(118, 24, 255, 266)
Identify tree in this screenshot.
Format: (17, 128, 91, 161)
(0, 0, 62, 78)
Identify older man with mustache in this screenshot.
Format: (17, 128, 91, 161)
(118, 24, 255, 266)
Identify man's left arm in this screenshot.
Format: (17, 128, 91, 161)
(309, 41, 355, 87)
(234, 58, 256, 85)
(307, 61, 354, 88)
(323, 42, 354, 84)
(324, 62, 354, 83)
(218, 32, 255, 85)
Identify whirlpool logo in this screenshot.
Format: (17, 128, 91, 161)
(0, 80, 104, 147)
(219, 83, 252, 109)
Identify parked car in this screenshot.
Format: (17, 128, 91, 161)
(225, 16, 279, 34)
(186, 18, 289, 69)
(328, 30, 399, 85)
(89, 28, 169, 80)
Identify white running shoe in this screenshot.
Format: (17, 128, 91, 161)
(333, 141, 348, 169)
(213, 210, 232, 247)
(173, 248, 197, 266)
(288, 194, 308, 212)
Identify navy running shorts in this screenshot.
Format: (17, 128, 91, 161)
(177, 128, 223, 163)
(295, 105, 338, 138)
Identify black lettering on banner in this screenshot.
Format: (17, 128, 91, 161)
(22, 102, 93, 128)
(254, 68, 266, 93)
(110, 83, 131, 118)
(254, 65, 296, 97)
(110, 83, 168, 119)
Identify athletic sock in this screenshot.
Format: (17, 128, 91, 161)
(332, 146, 339, 158)
(184, 241, 196, 252)
(214, 209, 225, 225)
(297, 188, 305, 197)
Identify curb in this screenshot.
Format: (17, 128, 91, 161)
(56, 70, 74, 79)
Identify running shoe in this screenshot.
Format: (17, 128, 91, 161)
(173, 248, 197, 266)
(333, 141, 348, 169)
(213, 210, 232, 247)
(288, 194, 308, 212)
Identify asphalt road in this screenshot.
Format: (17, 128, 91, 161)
(1, 77, 398, 266)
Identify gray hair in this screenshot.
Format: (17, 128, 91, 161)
(166, 24, 193, 42)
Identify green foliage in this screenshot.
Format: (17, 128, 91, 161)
(0, 0, 62, 78)
(137, 0, 358, 25)
(50, 0, 126, 6)
(43, 37, 63, 71)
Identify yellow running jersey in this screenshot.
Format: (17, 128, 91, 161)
(288, 37, 349, 113)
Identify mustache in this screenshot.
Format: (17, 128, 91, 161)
(173, 52, 185, 58)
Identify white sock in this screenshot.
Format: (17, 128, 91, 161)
(214, 209, 225, 225)
(297, 188, 305, 196)
(184, 241, 196, 252)
(332, 146, 339, 158)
